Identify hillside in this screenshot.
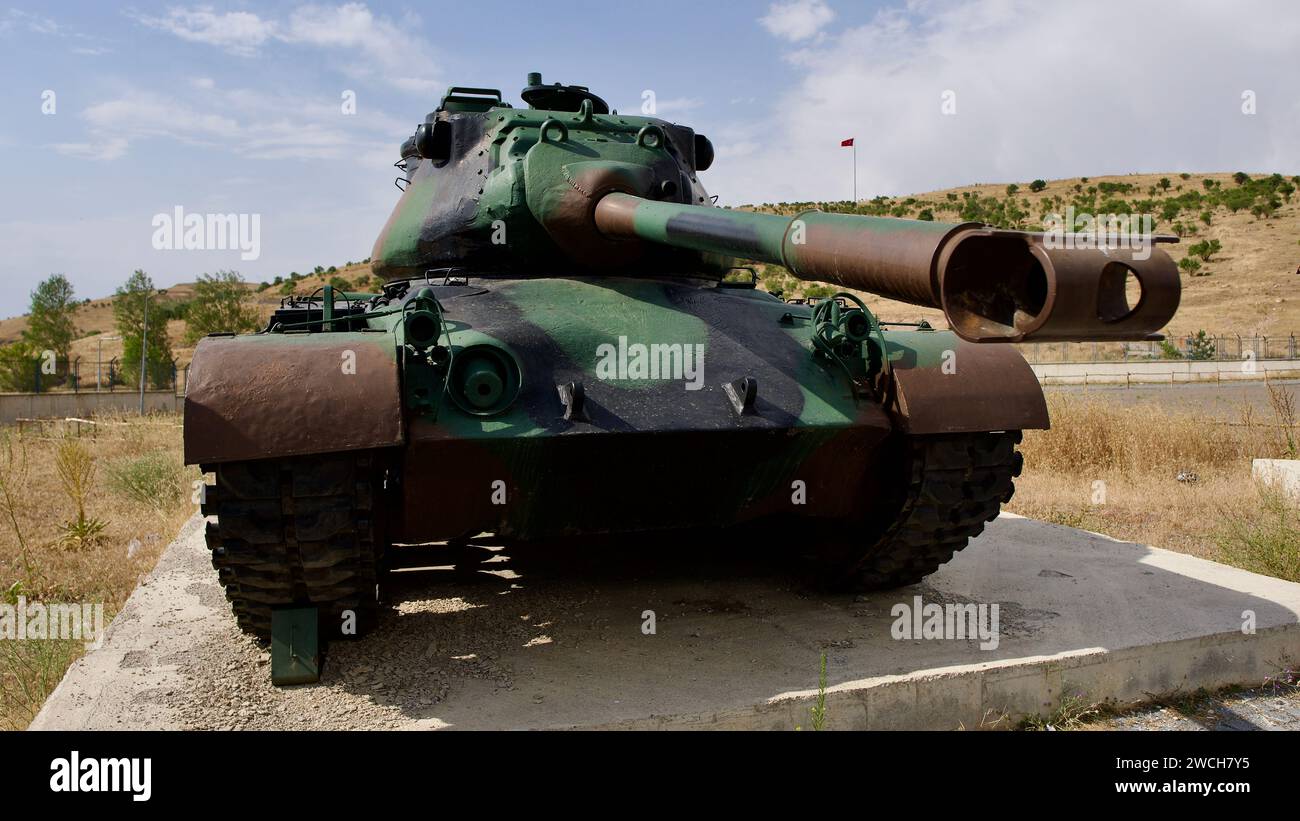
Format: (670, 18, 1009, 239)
(0, 262, 376, 373)
(751, 171, 1300, 339)
(2, 171, 1296, 375)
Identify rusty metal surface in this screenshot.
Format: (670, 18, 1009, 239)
(183, 334, 404, 465)
(889, 340, 1049, 434)
(937, 228, 1181, 343)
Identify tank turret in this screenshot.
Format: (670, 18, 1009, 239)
(374, 72, 1179, 343)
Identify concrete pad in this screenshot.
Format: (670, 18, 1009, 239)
(30, 513, 1300, 731)
(1253, 459, 1300, 502)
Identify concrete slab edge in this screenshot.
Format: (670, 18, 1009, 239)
(586, 624, 1299, 731)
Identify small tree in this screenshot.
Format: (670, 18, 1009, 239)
(114, 270, 175, 389)
(1005, 183, 1019, 196)
(1186, 330, 1215, 361)
(183, 270, 261, 345)
(1178, 257, 1202, 276)
(1188, 238, 1222, 262)
(1158, 177, 1171, 191)
(24, 274, 79, 369)
(1232, 171, 1250, 186)
(0, 342, 38, 391)
(1029, 179, 1047, 193)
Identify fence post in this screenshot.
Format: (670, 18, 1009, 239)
(33, 359, 40, 394)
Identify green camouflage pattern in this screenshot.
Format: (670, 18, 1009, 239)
(185, 74, 1052, 544)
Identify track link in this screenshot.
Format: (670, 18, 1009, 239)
(201, 452, 386, 640)
(828, 431, 1023, 590)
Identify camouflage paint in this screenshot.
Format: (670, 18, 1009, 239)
(183, 73, 1157, 544)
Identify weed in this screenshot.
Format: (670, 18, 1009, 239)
(810, 652, 828, 730)
(1215, 490, 1300, 583)
(105, 451, 185, 510)
(54, 436, 107, 549)
(1019, 690, 1103, 730)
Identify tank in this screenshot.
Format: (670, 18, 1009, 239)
(184, 73, 1180, 639)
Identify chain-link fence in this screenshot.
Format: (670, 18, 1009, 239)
(0, 355, 187, 395)
(1023, 334, 1299, 364)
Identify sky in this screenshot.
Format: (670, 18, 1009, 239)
(0, 0, 1297, 318)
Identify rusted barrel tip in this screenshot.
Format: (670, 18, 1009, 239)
(936, 228, 1181, 343)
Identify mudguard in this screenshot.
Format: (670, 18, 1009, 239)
(884, 331, 1049, 434)
(184, 333, 405, 465)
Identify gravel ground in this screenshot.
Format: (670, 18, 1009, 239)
(1091, 683, 1300, 731)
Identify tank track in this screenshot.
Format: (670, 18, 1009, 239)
(829, 431, 1023, 591)
(201, 452, 386, 640)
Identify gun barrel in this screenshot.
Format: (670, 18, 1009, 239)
(594, 192, 1180, 343)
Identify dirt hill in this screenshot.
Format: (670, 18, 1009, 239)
(752, 171, 1300, 339)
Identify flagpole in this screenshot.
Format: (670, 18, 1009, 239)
(852, 141, 857, 203)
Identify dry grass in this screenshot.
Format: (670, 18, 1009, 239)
(1010, 391, 1300, 563)
(0, 413, 197, 728)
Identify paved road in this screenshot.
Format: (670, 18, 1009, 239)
(1047, 379, 1300, 419)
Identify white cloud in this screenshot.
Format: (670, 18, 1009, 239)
(3, 9, 62, 36)
(655, 97, 704, 117)
(51, 138, 129, 161)
(134, 7, 275, 56)
(134, 3, 440, 93)
(54, 84, 406, 166)
(711, 0, 1300, 205)
(759, 0, 835, 42)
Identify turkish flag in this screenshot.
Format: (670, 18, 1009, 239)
(840, 138, 854, 147)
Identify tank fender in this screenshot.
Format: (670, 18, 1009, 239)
(885, 332, 1048, 434)
(184, 333, 405, 465)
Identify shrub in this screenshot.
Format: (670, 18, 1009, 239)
(105, 452, 185, 510)
(1187, 238, 1222, 262)
(1029, 179, 1047, 192)
(1216, 491, 1300, 583)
